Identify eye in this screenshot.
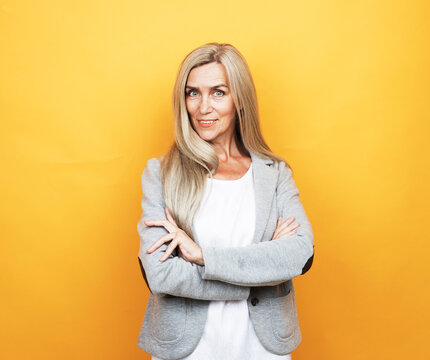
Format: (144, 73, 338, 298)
(186, 90, 198, 97)
(214, 90, 224, 97)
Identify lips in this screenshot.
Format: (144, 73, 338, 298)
(197, 119, 217, 128)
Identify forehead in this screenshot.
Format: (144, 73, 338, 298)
(186, 62, 229, 87)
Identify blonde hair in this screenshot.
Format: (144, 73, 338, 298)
(161, 42, 287, 235)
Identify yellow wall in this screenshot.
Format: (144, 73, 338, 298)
(1, 1, 429, 359)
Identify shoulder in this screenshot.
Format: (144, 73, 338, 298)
(269, 158, 293, 181)
(141, 155, 165, 189)
(274, 160, 299, 198)
(272, 159, 289, 172)
(258, 155, 296, 197)
(142, 153, 167, 173)
(144, 156, 161, 171)
(251, 151, 291, 175)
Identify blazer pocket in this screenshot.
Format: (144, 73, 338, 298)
(150, 295, 187, 343)
(269, 289, 297, 341)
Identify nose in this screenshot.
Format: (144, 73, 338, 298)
(199, 94, 212, 114)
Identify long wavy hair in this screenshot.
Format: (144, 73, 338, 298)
(161, 42, 288, 236)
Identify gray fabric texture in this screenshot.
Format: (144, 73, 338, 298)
(137, 152, 314, 359)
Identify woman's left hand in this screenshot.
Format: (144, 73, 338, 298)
(145, 207, 205, 266)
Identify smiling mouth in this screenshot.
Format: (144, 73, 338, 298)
(198, 119, 217, 123)
(197, 119, 217, 128)
(197, 119, 216, 125)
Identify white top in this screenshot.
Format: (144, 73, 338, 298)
(153, 163, 291, 360)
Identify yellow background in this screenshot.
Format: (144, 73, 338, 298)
(1, 0, 429, 359)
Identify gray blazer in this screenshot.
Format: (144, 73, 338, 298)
(137, 152, 314, 359)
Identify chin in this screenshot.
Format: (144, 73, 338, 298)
(194, 128, 216, 141)
(197, 133, 216, 142)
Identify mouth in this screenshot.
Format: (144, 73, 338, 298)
(197, 119, 217, 128)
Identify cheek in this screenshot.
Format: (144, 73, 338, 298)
(185, 99, 196, 116)
(217, 100, 236, 119)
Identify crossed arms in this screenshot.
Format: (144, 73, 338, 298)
(137, 158, 314, 300)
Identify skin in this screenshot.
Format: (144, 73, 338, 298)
(145, 62, 300, 265)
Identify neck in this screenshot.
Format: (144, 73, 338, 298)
(211, 133, 248, 162)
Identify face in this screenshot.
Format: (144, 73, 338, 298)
(185, 62, 237, 145)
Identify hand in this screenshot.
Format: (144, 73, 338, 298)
(272, 216, 300, 240)
(145, 207, 205, 266)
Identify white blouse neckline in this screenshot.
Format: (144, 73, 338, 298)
(208, 163, 253, 183)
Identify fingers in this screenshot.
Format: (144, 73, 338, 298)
(159, 238, 179, 261)
(144, 210, 183, 262)
(275, 224, 299, 239)
(272, 216, 300, 240)
(278, 218, 299, 234)
(146, 232, 175, 253)
(144, 219, 176, 233)
(273, 216, 295, 239)
(144, 207, 178, 232)
(146, 231, 184, 262)
(273, 216, 288, 238)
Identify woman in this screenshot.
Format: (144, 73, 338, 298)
(137, 43, 314, 360)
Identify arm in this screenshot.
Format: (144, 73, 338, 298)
(137, 158, 250, 300)
(199, 161, 314, 287)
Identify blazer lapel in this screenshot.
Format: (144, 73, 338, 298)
(250, 152, 278, 244)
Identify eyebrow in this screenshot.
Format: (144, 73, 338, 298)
(185, 83, 229, 89)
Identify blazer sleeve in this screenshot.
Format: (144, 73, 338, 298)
(137, 158, 251, 300)
(199, 161, 314, 287)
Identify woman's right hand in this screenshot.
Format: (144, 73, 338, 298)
(272, 216, 300, 240)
